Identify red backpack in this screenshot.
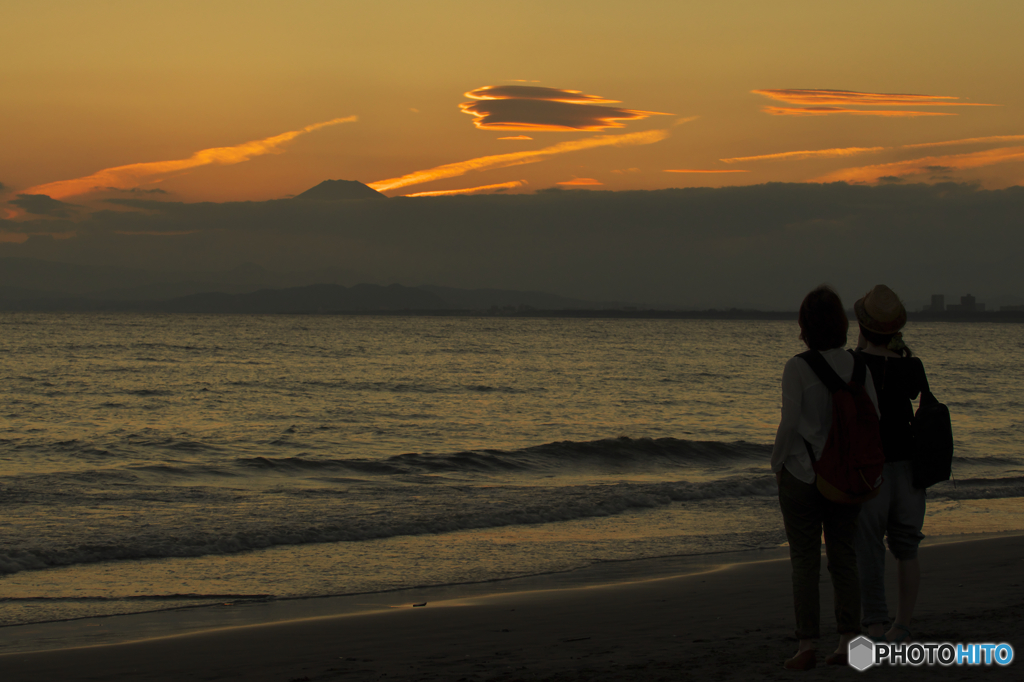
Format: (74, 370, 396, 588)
(798, 350, 885, 504)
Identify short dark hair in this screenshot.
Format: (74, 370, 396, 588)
(799, 285, 849, 350)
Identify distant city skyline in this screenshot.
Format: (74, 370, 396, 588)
(924, 292, 1024, 313)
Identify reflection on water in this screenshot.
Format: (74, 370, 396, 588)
(1, 313, 1021, 628)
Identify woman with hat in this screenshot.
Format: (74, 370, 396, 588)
(852, 284, 930, 644)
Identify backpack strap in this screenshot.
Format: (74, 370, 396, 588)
(797, 349, 859, 394)
(847, 349, 868, 387)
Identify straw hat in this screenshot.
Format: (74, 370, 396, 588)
(855, 285, 907, 334)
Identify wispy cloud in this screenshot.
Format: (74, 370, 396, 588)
(23, 116, 357, 200)
(721, 147, 886, 163)
(368, 129, 670, 193)
(901, 134, 1024, 149)
(754, 89, 994, 107)
(460, 85, 671, 131)
(556, 178, 603, 186)
(762, 106, 953, 117)
(718, 136, 1024, 167)
(664, 169, 750, 174)
(813, 146, 1024, 184)
(753, 88, 994, 117)
(498, 135, 534, 141)
(403, 181, 526, 197)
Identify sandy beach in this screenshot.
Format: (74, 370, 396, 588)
(1, 534, 1021, 681)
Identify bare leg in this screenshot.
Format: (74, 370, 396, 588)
(886, 557, 920, 640)
(798, 638, 815, 654)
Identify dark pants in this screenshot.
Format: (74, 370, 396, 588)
(778, 466, 862, 639)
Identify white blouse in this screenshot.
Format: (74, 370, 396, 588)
(770, 347, 880, 485)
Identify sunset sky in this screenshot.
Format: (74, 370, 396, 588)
(4, 0, 1023, 208)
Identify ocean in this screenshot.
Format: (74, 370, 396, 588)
(1, 313, 1022, 635)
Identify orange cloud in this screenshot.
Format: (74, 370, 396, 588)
(498, 135, 534, 141)
(466, 86, 621, 104)
(23, 116, 357, 200)
(901, 134, 1024, 149)
(368, 129, 670, 193)
(813, 146, 1024, 184)
(556, 178, 603, 186)
(762, 106, 953, 117)
(753, 89, 994, 117)
(664, 169, 750, 173)
(403, 181, 526, 197)
(460, 85, 671, 131)
(721, 147, 886, 163)
(754, 89, 995, 107)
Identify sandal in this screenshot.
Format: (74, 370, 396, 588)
(888, 623, 911, 643)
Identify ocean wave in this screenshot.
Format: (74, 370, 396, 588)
(0, 474, 778, 575)
(0, 593, 271, 603)
(928, 475, 1024, 500)
(4, 464, 1019, 577)
(49, 439, 113, 458)
(124, 388, 173, 396)
(232, 437, 771, 478)
(402, 437, 771, 473)
(236, 455, 401, 475)
(463, 384, 545, 394)
(131, 438, 224, 453)
(953, 455, 1022, 466)
(128, 463, 240, 478)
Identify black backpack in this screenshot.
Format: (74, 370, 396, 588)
(912, 378, 954, 488)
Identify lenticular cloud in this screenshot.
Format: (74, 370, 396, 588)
(460, 85, 670, 131)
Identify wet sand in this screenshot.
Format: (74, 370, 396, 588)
(1, 534, 1021, 681)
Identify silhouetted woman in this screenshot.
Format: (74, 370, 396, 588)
(771, 284, 878, 670)
(852, 285, 929, 644)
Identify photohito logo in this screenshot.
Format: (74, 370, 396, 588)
(848, 635, 1015, 671)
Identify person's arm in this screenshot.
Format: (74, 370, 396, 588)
(771, 359, 803, 476)
(912, 357, 928, 402)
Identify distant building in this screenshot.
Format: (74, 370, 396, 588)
(1001, 304, 1024, 312)
(924, 294, 945, 312)
(947, 294, 985, 313)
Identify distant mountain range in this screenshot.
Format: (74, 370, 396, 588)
(0, 257, 619, 312)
